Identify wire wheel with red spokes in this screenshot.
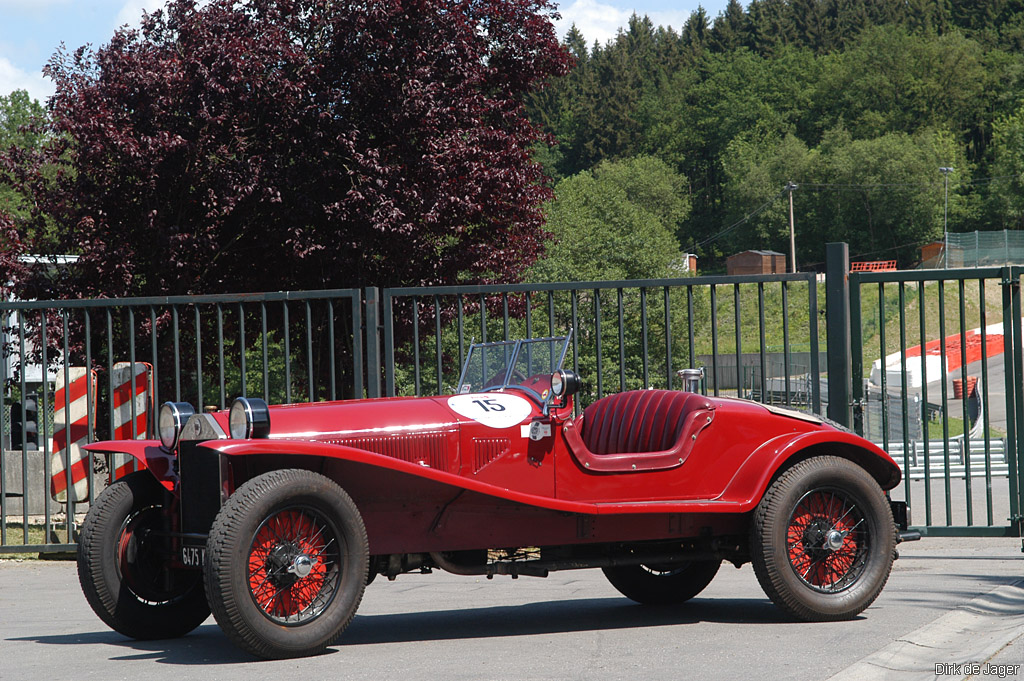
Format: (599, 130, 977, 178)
(751, 456, 895, 621)
(247, 507, 342, 624)
(785, 489, 868, 593)
(205, 470, 368, 659)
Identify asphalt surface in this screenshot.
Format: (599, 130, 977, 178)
(1, 536, 1022, 681)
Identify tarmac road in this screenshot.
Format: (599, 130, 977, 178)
(1, 537, 1022, 681)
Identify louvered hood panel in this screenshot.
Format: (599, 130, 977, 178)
(262, 396, 461, 473)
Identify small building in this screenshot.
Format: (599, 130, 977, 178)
(726, 250, 786, 275)
(920, 241, 944, 269)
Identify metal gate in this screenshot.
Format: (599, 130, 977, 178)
(848, 261, 1024, 537)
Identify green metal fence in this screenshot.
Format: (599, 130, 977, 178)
(849, 265, 1024, 537)
(4, 242, 1023, 553)
(373, 273, 821, 412)
(1, 289, 362, 554)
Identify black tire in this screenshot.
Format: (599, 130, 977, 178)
(77, 471, 209, 639)
(203, 469, 368, 659)
(603, 559, 721, 605)
(750, 456, 896, 621)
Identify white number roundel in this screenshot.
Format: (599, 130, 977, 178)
(447, 393, 533, 429)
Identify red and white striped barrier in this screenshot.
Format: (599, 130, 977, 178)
(50, 367, 97, 503)
(109, 361, 153, 483)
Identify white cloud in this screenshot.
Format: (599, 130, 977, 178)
(555, 0, 630, 46)
(0, 56, 54, 103)
(114, 0, 168, 30)
(554, 1, 707, 45)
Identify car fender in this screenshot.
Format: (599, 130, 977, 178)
(81, 440, 178, 492)
(716, 429, 902, 509)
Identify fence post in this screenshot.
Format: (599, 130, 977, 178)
(364, 287, 382, 398)
(826, 242, 852, 427)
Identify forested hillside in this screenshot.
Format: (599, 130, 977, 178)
(527, 0, 1024, 272)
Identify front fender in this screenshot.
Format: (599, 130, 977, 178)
(81, 440, 178, 493)
(717, 429, 901, 509)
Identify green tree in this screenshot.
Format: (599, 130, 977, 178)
(528, 156, 689, 282)
(0, 90, 47, 222)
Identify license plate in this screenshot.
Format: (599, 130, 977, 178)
(181, 545, 205, 568)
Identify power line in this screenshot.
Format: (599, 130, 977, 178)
(691, 185, 789, 249)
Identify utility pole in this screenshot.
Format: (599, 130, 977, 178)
(787, 181, 798, 273)
(939, 167, 953, 268)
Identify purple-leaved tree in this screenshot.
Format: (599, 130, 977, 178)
(3, 0, 570, 300)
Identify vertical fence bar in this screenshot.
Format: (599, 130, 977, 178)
(782, 282, 791, 406)
(18, 315, 28, 540)
(149, 306, 159, 423)
(261, 302, 269, 402)
(878, 283, 889, 452)
(938, 282, 951, 525)
(195, 306, 204, 408)
(238, 303, 247, 399)
(281, 302, 291, 404)
(106, 309, 115, 441)
(305, 301, 314, 402)
(734, 284, 742, 397)
(617, 289, 625, 392)
(808, 276, 821, 414)
(86, 310, 95, 499)
(412, 297, 421, 397)
(594, 289, 602, 400)
(640, 288, 649, 389)
(172, 305, 181, 401)
(686, 286, 695, 372)
(710, 285, 719, 396)
(758, 283, 767, 402)
(216, 304, 225, 409)
(979, 279, 993, 525)
(957, 280, 972, 525)
(826, 243, 851, 427)
(1006, 268, 1023, 530)
(350, 292, 363, 401)
(898, 283, 911, 510)
(0, 310, 6, 545)
(850, 275, 863, 436)
(384, 291, 396, 397)
(663, 286, 671, 390)
(61, 311, 72, 541)
(502, 294, 509, 342)
(434, 296, 443, 395)
(128, 307, 138, 437)
(920, 280, 932, 526)
(39, 309, 51, 540)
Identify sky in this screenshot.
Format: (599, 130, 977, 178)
(0, 0, 732, 104)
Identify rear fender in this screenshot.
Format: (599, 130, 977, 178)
(718, 430, 901, 508)
(81, 440, 178, 493)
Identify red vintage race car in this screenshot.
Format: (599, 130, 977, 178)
(78, 333, 916, 659)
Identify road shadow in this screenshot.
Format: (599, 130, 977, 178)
(341, 596, 807, 646)
(7, 596, 808, 664)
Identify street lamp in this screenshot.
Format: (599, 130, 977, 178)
(939, 167, 954, 268)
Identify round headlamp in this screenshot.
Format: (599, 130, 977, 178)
(550, 369, 581, 399)
(158, 402, 195, 450)
(229, 396, 271, 440)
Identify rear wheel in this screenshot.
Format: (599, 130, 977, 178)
(751, 456, 895, 621)
(77, 471, 209, 639)
(204, 469, 368, 659)
(603, 560, 721, 604)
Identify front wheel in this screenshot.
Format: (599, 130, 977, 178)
(603, 560, 721, 604)
(77, 471, 209, 639)
(204, 469, 368, 659)
(751, 456, 896, 621)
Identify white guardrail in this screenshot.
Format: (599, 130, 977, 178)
(877, 439, 1010, 481)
